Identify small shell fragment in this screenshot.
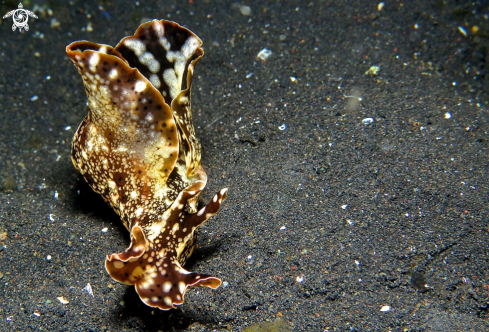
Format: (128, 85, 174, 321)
(50, 18, 60, 28)
(365, 66, 380, 75)
(256, 48, 272, 61)
(240, 5, 251, 16)
(458, 26, 467, 37)
(362, 118, 374, 125)
(380, 305, 391, 312)
(57, 296, 69, 305)
(82, 283, 94, 297)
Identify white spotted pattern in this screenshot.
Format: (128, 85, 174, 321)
(124, 38, 146, 56)
(162, 281, 172, 292)
(89, 53, 100, 72)
(163, 68, 178, 99)
(135, 80, 146, 92)
(109, 68, 119, 80)
(149, 74, 161, 89)
(140, 52, 161, 73)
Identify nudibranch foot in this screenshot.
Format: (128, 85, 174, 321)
(67, 19, 228, 310)
(105, 228, 222, 310)
(105, 185, 228, 310)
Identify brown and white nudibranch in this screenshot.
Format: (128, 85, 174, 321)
(66, 20, 228, 310)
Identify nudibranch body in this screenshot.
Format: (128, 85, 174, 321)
(66, 20, 227, 310)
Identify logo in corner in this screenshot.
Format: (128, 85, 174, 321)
(3, 3, 38, 32)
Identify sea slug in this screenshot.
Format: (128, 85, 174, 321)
(66, 19, 227, 310)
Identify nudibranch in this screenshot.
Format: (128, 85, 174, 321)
(66, 20, 228, 310)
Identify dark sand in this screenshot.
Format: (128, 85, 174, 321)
(0, 1, 488, 331)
